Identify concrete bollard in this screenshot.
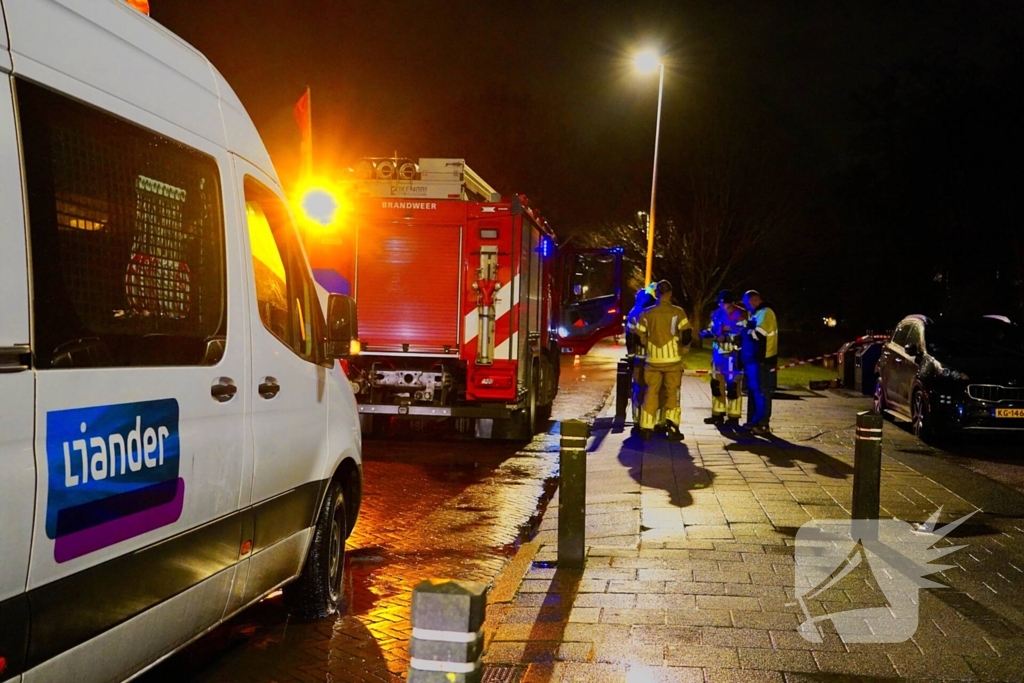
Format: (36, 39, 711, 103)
(615, 359, 630, 421)
(408, 579, 487, 683)
(558, 419, 589, 569)
(851, 410, 883, 522)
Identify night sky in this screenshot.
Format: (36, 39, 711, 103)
(154, 1, 1024, 342)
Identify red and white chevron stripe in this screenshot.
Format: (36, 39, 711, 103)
(463, 272, 520, 360)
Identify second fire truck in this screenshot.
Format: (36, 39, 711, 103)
(306, 158, 622, 438)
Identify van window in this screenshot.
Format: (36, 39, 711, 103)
(244, 178, 323, 363)
(18, 80, 226, 369)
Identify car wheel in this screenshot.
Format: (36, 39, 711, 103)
(873, 377, 888, 417)
(911, 389, 933, 441)
(285, 481, 346, 619)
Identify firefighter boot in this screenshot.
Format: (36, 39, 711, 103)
(665, 421, 684, 442)
(704, 414, 725, 425)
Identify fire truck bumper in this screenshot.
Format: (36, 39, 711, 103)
(357, 403, 524, 419)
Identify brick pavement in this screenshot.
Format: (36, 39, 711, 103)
(483, 376, 1024, 682)
(142, 350, 617, 683)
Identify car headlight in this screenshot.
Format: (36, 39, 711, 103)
(935, 362, 970, 381)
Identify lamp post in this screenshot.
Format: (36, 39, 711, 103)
(634, 50, 664, 286)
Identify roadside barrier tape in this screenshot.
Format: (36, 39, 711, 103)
(769, 335, 889, 373)
(770, 353, 838, 372)
(411, 627, 482, 643)
(410, 658, 477, 674)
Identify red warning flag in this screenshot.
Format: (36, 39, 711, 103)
(294, 88, 312, 177)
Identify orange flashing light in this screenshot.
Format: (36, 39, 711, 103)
(125, 0, 150, 15)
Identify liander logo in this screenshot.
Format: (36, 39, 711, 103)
(793, 508, 976, 643)
(46, 399, 184, 563)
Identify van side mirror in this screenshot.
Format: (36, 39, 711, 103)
(326, 294, 358, 360)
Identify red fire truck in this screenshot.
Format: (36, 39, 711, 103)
(305, 158, 622, 439)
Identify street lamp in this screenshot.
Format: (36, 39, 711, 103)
(634, 49, 664, 286)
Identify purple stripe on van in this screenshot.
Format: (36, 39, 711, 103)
(53, 478, 185, 563)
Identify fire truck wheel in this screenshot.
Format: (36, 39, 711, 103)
(360, 414, 389, 438)
(538, 401, 553, 425)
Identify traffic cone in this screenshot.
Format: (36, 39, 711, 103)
(573, 354, 580, 367)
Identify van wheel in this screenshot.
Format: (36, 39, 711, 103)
(285, 481, 346, 619)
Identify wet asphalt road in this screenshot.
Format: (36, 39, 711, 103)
(140, 342, 621, 683)
(892, 427, 1024, 499)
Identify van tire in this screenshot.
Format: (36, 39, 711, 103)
(285, 481, 346, 619)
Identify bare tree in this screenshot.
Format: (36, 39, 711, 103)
(582, 111, 793, 343)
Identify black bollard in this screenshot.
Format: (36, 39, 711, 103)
(615, 359, 630, 421)
(558, 419, 589, 569)
(851, 410, 883, 522)
(407, 579, 487, 683)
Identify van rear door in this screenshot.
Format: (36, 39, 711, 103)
(0, 28, 34, 681)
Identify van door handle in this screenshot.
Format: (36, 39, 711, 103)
(259, 377, 281, 399)
(211, 377, 237, 402)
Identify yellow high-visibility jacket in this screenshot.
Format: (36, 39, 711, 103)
(637, 299, 691, 365)
(741, 303, 778, 361)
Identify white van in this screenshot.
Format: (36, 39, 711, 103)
(0, 1, 363, 681)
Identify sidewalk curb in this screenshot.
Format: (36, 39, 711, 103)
(483, 540, 540, 655)
(489, 541, 540, 605)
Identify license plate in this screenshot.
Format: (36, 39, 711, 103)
(994, 408, 1024, 418)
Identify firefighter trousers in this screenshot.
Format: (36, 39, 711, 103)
(631, 356, 646, 424)
(710, 365, 743, 419)
(745, 358, 777, 427)
(641, 361, 684, 429)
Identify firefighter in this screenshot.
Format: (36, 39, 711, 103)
(700, 290, 747, 426)
(625, 285, 656, 429)
(636, 280, 692, 441)
(740, 289, 779, 436)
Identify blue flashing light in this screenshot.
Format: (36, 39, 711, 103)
(539, 235, 556, 258)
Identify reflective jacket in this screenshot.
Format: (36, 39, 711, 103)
(706, 306, 747, 366)
(740, 302, 778, 362)
(626, 303, 652, 358)
(637, 299, 692, 365)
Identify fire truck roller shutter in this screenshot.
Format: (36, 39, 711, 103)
(355, 223, 461, 351)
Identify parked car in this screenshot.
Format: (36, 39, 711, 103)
(874, 314, 1024, 439)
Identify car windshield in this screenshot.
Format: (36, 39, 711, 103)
(926, 320, 1024, 358)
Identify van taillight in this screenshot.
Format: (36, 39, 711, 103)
(0, 656, 7, 675)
